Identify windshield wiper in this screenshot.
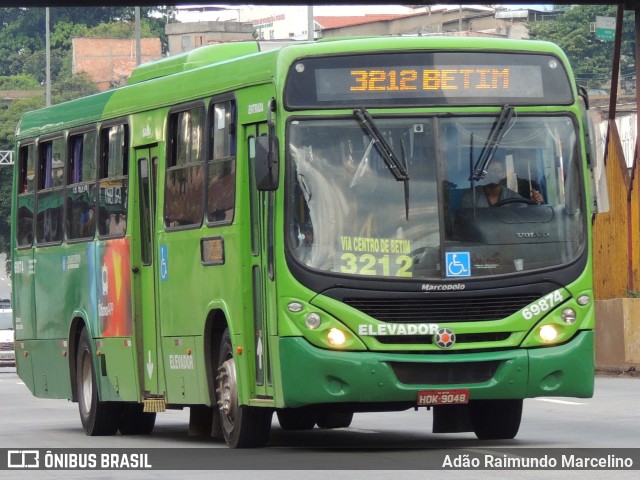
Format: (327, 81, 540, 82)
(470, 104, 515, 181)
(353, 108, 410, 220)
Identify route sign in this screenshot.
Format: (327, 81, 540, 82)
(595, 16, 616, 41)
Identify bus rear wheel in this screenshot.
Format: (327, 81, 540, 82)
(469, 399, 522, 440)
(216, 329, 272, 448)
(76, 328, 122, 435)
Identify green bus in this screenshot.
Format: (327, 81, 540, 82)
(11, 37, 608, 448)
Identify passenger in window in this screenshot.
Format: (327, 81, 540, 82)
(79, 209, 94, 237)
(108, 213, 126, 235)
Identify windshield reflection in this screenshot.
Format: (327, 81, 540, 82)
(287, 115, 585, 280)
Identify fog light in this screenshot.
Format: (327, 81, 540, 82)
(539, 324, 558, 343)
(327, 328, 346, 346)
(561, 308, 577, 324)
(305, 312, 321, 329)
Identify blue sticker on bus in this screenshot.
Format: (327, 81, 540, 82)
(160, 245, 169, 281)
(445, 252, 471, 277)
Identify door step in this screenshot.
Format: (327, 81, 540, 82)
(143, 397, 167, 412)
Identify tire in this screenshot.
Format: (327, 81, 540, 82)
(119, 403, 156, 435)
(315, 412, 354, 429)
(277, 408, 316, 430)
(216, 329, 272, 448)
(76, 328, 122, 435)
(469, 399, 522, 440)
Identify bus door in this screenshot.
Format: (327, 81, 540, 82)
(133, 146, 163, 403)
(246, 123, 275, 400)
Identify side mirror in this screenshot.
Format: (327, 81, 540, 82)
(255, 135, 279, 191)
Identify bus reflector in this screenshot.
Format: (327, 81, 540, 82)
(201, 237, 225, 265)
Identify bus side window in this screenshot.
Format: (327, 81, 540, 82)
(35, 137, 65, 244)
(164, 105, 205, 228)
(16, 143, 36, 247)
(98, 124, 128, 237)
(66, 131, 97, 241)
(206, 99, 236, 225)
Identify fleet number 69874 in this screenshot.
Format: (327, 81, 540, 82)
(522, 290, 565, 320)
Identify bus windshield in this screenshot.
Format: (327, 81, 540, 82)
(287, 114, 584, 279)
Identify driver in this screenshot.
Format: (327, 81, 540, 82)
(460, 159, 543, 208)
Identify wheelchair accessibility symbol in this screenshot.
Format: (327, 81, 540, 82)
(159, 244, 169, 281)
(445, 252, 471, 277)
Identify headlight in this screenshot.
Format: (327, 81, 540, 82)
(539, 324, 558, 343)
(561, 308, 577, 324)
(327, 328, 346, 347)
(305, 312, 322, 329)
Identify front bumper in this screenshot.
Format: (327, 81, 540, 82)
(280, 330, 594, 408)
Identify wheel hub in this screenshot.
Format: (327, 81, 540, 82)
(216, 358, 237, 421)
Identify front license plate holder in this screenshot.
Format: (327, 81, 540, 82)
(417, 389, 469, 406)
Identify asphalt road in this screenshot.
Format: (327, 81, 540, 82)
(0, 367, 638, 479)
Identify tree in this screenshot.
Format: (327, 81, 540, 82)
(527, 5, 636, 89)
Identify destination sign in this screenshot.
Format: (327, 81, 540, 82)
(285, 51, 572, 108)
(317, 65, 542, 101)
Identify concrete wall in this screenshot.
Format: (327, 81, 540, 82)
(595, 298, 640, 372)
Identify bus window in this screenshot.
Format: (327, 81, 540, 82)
(66, 131, 97, 240)
(206, 99, 236, 225)
(164, 106, 205, 228)
(98, 124, 128, 237)
(35, 137, 65, 244)
(16, 143, 36, 247)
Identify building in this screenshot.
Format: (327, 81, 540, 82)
(72, 38, 163, 91)
(173, 5, 560, 44)
(316, 5, 544, 39)
(165, 21, 255, 54)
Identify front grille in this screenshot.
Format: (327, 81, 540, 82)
(0, 342, 13, 352)
(345, 294, 539, 323)
(390, 360, 500, 385)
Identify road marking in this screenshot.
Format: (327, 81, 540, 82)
(534, 398, 587, 405)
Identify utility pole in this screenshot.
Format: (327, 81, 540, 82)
(307, 5, 314, 41)
(135, 7, 142, 66)
(45, 7, 51, 106)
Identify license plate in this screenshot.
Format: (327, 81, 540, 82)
(417, 389, 469, 406)
(0, 351, 15, 360)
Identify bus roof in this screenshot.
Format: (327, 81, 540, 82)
(15, 36, 570, 140)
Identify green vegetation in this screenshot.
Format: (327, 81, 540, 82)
(528, 5, 636, 90)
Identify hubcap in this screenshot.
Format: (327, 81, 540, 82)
(216, 357, 237, 423)
(80, 351, 93, 414)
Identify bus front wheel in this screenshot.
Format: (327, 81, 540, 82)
(277, 408, 316, 430)
(469, 399, 522, 440)
(216, 329, 272, 448)
(76, 328, 122, 435)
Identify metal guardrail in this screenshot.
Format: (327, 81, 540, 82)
(0, 151, 13, 165)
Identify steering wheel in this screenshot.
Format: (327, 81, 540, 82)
(493, 197, 535, 207)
